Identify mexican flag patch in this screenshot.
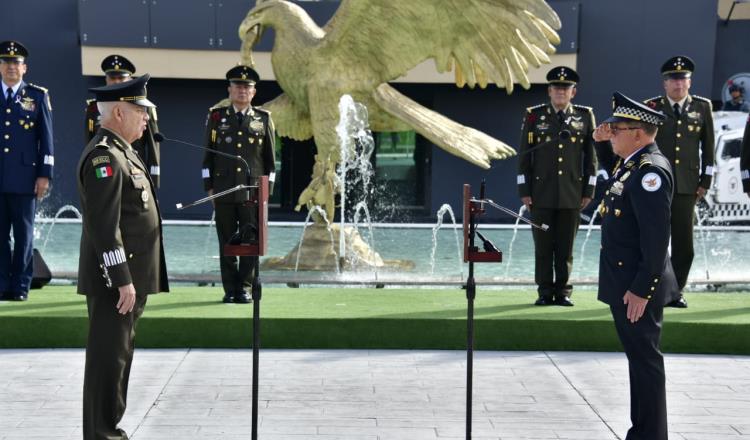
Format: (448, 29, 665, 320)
(95, 165, 113, 179)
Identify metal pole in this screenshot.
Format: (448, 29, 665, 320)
(251, 257, 261, 440)
(466, 214, 476, 440)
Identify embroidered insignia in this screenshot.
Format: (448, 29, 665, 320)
(687, 111, 701, 120)
(91, 156, 110, 166)
(20, 97, 36, 112)
(95, 165, 113, 179)
(619, 171, 631, 182)
(610, 181, 624, 196)
(641, 172, 661, 192)
(537, 122, 549, 131)
(249, 119, 265, 132)
(141, 190, 149, 202)
(571, 120, 584, 130)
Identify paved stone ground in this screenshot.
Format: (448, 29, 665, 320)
(0, 349, 748, 439)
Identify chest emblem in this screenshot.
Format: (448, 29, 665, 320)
(610, 181, 624, 196)
(249, 119, 265, 133)
(536, 122, 549, 131)
(20, 97, 36, 112)
(641, 172, 662, 192)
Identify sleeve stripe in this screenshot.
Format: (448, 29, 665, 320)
(588, 175, 597, 186)
(517, 174, 526, 185)
(705, 166, 714, 176)
(269, 171, 276, 183)
(150, 166, 160, 176)
(742, 170, 750, 180)
(44, 155, 54, 166)
(202, 168, 210, 178)
(102, 247, 126, 267)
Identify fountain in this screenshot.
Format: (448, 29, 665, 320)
(430, 204, 463, 279)
(39, 205, 82, 255)
(503, 205, 528, 278)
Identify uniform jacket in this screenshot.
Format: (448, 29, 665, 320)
(202, 104, 275, 204)
(77, 128, 168, 296)
(740, 116, 750, 192)
(0, 81, 53, 194)
(518, 103, 598, 209)
(645, 95, 714, 194)
(85, 100, 161, 187)
(597, 143, 679, 306)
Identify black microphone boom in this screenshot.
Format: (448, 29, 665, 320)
(154, 132, 252, 176)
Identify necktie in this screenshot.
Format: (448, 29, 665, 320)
(557, 110, 565, 125)
(6, 88, 12, 106)
(673, 103, 681, 119)
(237, 111, 244, 125)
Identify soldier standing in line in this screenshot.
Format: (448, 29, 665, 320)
(202, 65, 275, 304)
(644, 56, 714, 308)
(595, 91, 679, 440)
(85, 55, 162, 187)
(0, 40, 53, 301)
(740, 115, 750, 195)
(77, 74, 168, 440)
(517, 66, 598, 306)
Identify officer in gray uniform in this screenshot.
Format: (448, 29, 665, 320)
(644, 56, 714, 308)
(517, 66, 597, 306)
(596, 91, 679, 440)
(202, 65, 275, 304)
(77, 74, 168, 440)
(741, 116, 750, 194)
(85, 55, 161, 187)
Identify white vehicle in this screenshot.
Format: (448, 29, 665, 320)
(704, 111, 748, 223)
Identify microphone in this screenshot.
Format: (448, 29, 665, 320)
(154, 132, 252, 176)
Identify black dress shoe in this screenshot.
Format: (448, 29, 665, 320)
(666, 295, 688, 308)
(534, 296, 553, 306)
(233, 290, 252, 304)
(222, 293, 234, 304)
(554, 296, 574, 307)
(11, 292, 28, 301)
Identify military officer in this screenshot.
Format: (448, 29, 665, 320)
(517, 66, 597, 306)
(0, 41, 53, 301)
(77, 74, 168, 440)
(202, 65, 275, 304)
(644, 56, 714, 308)
(85, 55, 162, 187)
(596, 91, 679, 440)
(741, 115, 750, 194)
(722, 83, 750, 112)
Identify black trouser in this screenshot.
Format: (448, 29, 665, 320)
(610, 302, 668, 440)
(214, 203, 258, 295)
(530, 207, 580, 299)
(670, 193, 696, 291)
(83, 293, 148, 440)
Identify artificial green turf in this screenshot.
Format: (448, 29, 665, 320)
(0, 286, 747, 354)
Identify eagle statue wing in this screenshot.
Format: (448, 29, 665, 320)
(319, 0, 561, 92)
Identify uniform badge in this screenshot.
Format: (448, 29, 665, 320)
(95, 165, 113, 179)
(614, 209, 621, 217)
(688, 125, 694, 132)
(141, 190, 149, 203)
(225, 136, 233, 144)
(687, 111, 701, 120)
(619, 170, 631, 182)
(571, 120, 584, 130)
(610, 181, 624, 196)
(536, 122, 549, 131)
(91, 156, 110, 166)
(20, 97, 36, 112)
(249, 119, 265, 133)
(540, 115, 546, 121)
(641, 172, 662, 192)
(219, 124, 231, 131)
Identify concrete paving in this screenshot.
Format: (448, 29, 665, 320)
(0, 349, 748, 439)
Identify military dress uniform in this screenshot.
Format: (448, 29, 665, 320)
(77, 75, 168, 440)
(644, 56, 714, 304)
(202, 65, 275, 303)
(85, 55, 161, 187)
(598, 92, 679, 440)
(740, 116, 750, 193)
(517, 67, 597, 305)
(0, 41, 54, 301)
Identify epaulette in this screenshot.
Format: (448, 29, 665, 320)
(26, 83, 48, 93)
(572, 104, 592, 113)
(644, 96, 662, 104)
(254, 106, 270, 114)
(691, 95, 712, 103)
(86, 98, 96, 105)
(526, 103, 546, 113)
(208, 105, 224, 112)
(95, 136, 111, 150)
(639, 154, 653, 169)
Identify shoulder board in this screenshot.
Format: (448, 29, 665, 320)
(94, 135, 111, 150)
(86, 98, 96, 105)
(208, 104, 228, 112)
(644, 96, 662, 104)
(639, 155, 653, 169)
(26, 83, 48, 93)
(526, 103, 546, 113)
(691, 95, 712, 103)
(572, 104, 592, 112)
(254, 106, 270, 114)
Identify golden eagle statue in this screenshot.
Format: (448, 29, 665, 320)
(239, 0, 561, 223)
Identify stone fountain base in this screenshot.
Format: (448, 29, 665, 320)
(261, 224, 414, 272)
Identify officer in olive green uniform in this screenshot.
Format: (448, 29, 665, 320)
(518, 67, 598, 306)
(644, 56, 714, 308)
(85, 55, 161, 187)
(77, 74, 168, 440)
(202, 65, 275, 304)
(740, 116, 750, 194)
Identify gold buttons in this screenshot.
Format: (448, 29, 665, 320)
(647, 295, 652, 299)
(675, 159, 680, 165)
(558, 143, 563, 148)
(3, 134, 8, 140)
(675, 147, 680, 152)
(259, 139, 263, 145)
(5, 108, 10, 114)
(4, 121, 8, 126)
(605, 190, 610, 195)
(678, 120, 682, 125)
(236, 167, 242, 172)
(558, 157, 563, 162)
(618, 261, 623, 266)
(677, 133, 682, 138)
(129, 253, 134, 259)
(558, 170, 563, 175)
(237, 143, 242, 148)
(651, 287, 655, 291)
(653, 278, 658, 282)
(249, 138, 255, 144)
(238, 131, 243, 136)
(3, 148, 8, 153)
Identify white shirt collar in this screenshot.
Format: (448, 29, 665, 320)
(667, 95, 688, 109)
(622, 145, 648, 165)
(1, 81, 22, 98)
(233, 105, 250, 115)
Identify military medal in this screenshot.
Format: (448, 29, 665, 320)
(614, 209, 621, 217)
(619, 170, 631, 182)
(610, 181, 624, 196)
(571, 120, 583, 130)
(20, 97, 36, 112)
(249, 119, 264, 133)
(687, 111, 700, 120)
(537, 122, 549, 131)
(225, 136, 232, 143)
(688, 125, 694, 132)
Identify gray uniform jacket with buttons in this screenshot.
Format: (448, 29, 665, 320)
(76, 128, 169, 296)
(517, 103, 598, 209)
(597, 143, 679, 305)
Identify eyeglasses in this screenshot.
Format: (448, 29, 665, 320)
(610, 126, 641, 135)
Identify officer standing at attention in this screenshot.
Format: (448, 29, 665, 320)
(85, 55, 162, 187)
(77, 74, 168, 440)
(0, 41, 53, 301)
(722, 83, 750, 112)
(517, 66, 597, 306)
(202, 65, 275, 304)
(644, 56, 714, 308)
(595, 92, 679, 440)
